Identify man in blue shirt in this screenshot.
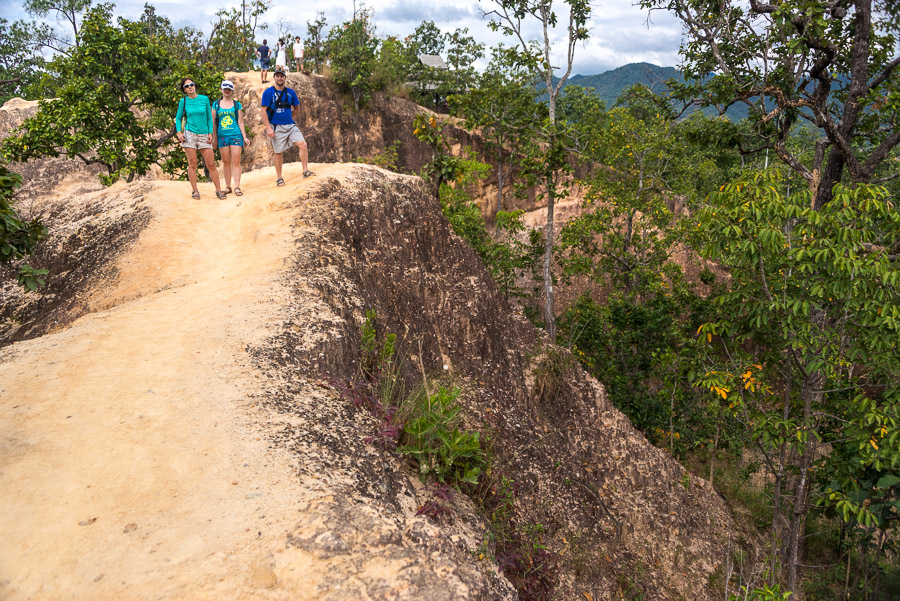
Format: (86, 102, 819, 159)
(260, 67, 315, 185)
(256, 40, 271, 84)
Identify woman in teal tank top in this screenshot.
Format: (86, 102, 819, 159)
(212, 80, 250, 196)
(175, 77, 225, 200)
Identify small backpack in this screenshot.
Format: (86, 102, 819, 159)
(265, 87, 291, 122)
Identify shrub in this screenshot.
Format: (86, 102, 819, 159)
(399, 385, 487, 485)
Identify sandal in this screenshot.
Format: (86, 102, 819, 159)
(276, 178, 285, 187)
(224, 187, 232, 195)
(303, 170, 316, 178)
(215, 191, 227, 200)
(234, 188, 243, 196)
(191, 191, 200, 199)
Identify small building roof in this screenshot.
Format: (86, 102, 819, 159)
(417, 54, 448, 69)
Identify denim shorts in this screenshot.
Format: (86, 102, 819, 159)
(217, 135, 244, 148)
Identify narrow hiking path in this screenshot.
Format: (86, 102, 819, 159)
(0, 163, 337, 601)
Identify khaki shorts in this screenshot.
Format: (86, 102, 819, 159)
(181, 130, 212, 150)
(271, 123, 305, 154)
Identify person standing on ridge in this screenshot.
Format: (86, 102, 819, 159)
(292, 36, 304, 73)
(256, 39, 271, 83)
(175, 77, 225, 200)
(212, 80, 249, 197)
(275, 39, 288, 72)
(260, 67, 315, 185)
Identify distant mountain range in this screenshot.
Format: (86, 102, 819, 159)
(561, 62, 749, 121)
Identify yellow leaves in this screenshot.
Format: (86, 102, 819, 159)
(741, 369, 757, 392)
(870, 438, 879, 450)
(707, 333, 712, 343)
(712, 385, 729, 399)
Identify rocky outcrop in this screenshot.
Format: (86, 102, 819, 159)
(227, 72, 436, 176)
(0, 99, 105, 202)
(0, 182, 152, 344)
(251, 166, 733, 600)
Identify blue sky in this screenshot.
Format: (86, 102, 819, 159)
(3, 0, 685, 75)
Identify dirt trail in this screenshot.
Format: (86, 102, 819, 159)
(0, 163, 338, 600)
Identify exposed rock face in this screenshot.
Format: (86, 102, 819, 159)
(227, 72, 437, 176)
(250, 166, 733, 599)
(0, 99, 104, 201)
(0, 183, 152, 344)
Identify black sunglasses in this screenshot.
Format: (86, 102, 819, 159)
(182, 82, 195, 89)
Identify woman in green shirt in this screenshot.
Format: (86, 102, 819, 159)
(175, 77, 225, 200)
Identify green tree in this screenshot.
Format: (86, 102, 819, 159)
(408, 20, 444, 56)
(0, 18, 50, 103)
(206, 6, 257, 70)
(696, 170, 900, 593)
(556, 88, 724, 460)
(239, 0, 270, 46)
(640, 0, 900, 208)
(452, 46, 541, 214)
(484, 0, 591, 342)
(305, 11, 327, 74)
(0, 164, 47, 291)
(442, 27, 484, 93)
(326, 10, 378, 111)
(137, 3, 205, 63)
(556, 84, 607, 157)
(24, 0, 91, 54)
(405, 20, 447, 106)
(370, 35, 417, 93)
(560, 104, 683, 294)
(413, 113, 465, 202)
(1, 5, 221, 185)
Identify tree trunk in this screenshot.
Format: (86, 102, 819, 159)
(785, 446, 813, 593)
(542, 177, 556, 342)
(784, 344, 823, 595)
(812, 150, 845, 210)
(496, 154, 504, 215)
(709, 421, 719, 488)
